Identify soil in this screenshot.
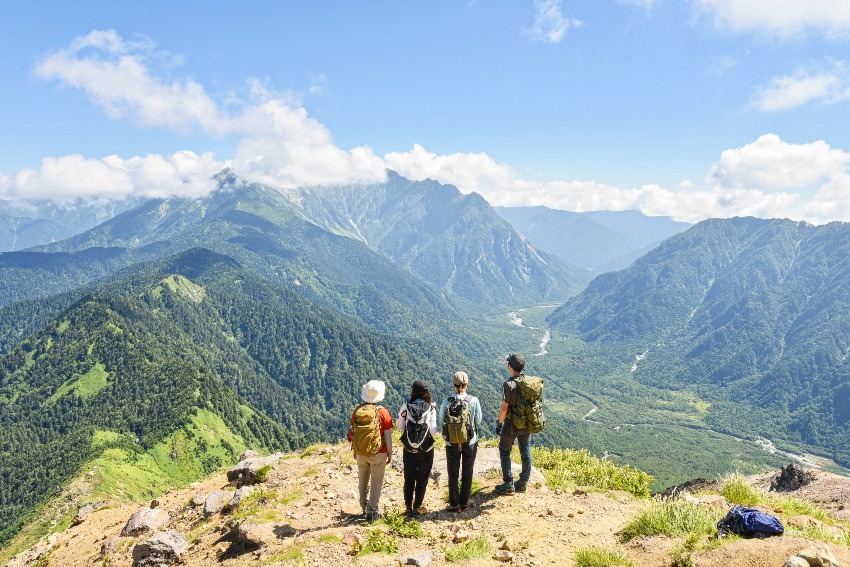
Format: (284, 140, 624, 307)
(7, 447, 850, 567)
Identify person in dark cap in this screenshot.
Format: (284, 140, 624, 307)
(438, 370, 483, 514)
(495, 353, 532, 495)
(396, 379, 438, 516)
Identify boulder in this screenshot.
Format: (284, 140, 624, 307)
(73, 504, 94, 525)
(227, 454, 281, 487)
(771, 463, 815, 492)
(101, 536, 129, 557)
(228, 486, 255, 510)
(189, 494, 205, 507)
(239, 449, 262, 461)
(121, 507, 170, 537)
(203, 491, 234, 517)
(784, 558, 811, 567)
(132, 530, 188, 567)
(797, 545, 841, 567)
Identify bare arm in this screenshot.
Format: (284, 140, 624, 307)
(383, 429, 393, 464)
(498, 400, 509, 423)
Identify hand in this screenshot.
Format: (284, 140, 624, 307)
(495, 421, 503, 435)
(386, 452, 392, 465)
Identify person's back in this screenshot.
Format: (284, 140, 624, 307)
(494, 353, 534, 495)
(348, 380, 393, 522)
(438, 371, 483, 513)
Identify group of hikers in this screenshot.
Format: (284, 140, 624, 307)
(347, 353, 545, 523)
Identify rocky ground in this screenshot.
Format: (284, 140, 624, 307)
(6, 445, 850, 567)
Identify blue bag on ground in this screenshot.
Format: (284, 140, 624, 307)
(717, 505, 784, 538)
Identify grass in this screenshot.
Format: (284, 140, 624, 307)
(314, 533, 343, 544)
(354, 529, 399, 556)
(532, 447, 653, 498)
(575, 546, 634, 567)
(49, 362, 110, 402)
(300, 443, 332, 458)
(382, 509, 425, 538)
(718, 472, 761, 506)
(620, 498, 718, 542)
(444, 536, 492, 562)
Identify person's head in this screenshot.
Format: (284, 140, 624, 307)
(361, 380, 386, 404)
(409, 379, 432, 404)
(506, 353, 525, 376)
(452, 371, 469, 394)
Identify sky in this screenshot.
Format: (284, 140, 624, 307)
(2, 0, 850, 223)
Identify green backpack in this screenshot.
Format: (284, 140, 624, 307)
(350, 403, 383, 456)
(510, 375, 546, 433)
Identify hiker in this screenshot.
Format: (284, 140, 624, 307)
(495, 353, 543, 495)
(438, 370, 483, 513)
(396, 380, 438, 516)
(348, 380, 393, 522)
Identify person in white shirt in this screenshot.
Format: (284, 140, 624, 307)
(437, 371, 483, 513)
(396, 379, 438, 516)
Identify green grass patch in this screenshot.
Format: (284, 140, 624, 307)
(300, 443, 331, 458)
(718, 472, 761, 506)
(621, 498, 718, 542)
(382, 509, 425, 538)
(49, 363, 110, 402)
(444, 535, 492, 562)
(354, 528, 399, 556)
(575, 546, 634, 567)
(532, 447, 653, 498)
(313, 533, 343, 544)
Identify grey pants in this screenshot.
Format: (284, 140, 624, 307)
(356, 452, 387, 514)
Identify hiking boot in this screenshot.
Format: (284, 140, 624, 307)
(494, 482, 514, 495)
(413, 506, 427, 517)
(365, 510, 381, 523)
(446, 505, 459, 514)
(514, 481, 527, 493)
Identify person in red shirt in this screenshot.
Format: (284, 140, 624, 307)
(349, 380, 393, 522)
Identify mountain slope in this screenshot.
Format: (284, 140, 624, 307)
(0, 248, 505, 549)
(294, 172, 589, 307)
(496, 205, 690, 273)
(547, 217, 850, 465)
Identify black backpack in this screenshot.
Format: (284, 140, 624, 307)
(401, 400, 434, 453)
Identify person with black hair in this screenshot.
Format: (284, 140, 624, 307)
(396, 380, 438, 516)
(495, 353, 532, 495)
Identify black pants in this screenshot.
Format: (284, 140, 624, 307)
(446, 442, 478, 507)
(403, 449, 434, 509)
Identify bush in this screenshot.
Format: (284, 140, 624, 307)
(382, 509, 424, 539)
(532, 447, 653, 498)
(354, 529, 398, 556)
(621, 498, 717, 542)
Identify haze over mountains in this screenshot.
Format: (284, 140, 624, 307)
(1, 169, 849, 554)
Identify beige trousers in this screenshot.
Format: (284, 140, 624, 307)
(356, 452, 387, 514)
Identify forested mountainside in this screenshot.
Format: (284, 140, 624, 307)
(547, 216, 850, 465)
(0, 248, 505, 548)
(496, 205, 690, 273)
(0, 198, 140, 252)
(294, 171, 589, 306)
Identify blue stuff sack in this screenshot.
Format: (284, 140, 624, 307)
(717, 506, 784, 538)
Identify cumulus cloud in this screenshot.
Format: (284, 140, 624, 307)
(529, 0, 583, 44)
(708, 134, 850, 190)
(753, 63, 850, 111)
(384, 141, 811, 223)
(33, 29, 386, 193)
(695, 0, 850, 38)
(2, 151, 223, 202)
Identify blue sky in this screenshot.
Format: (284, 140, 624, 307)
(2, 0, 850, 223)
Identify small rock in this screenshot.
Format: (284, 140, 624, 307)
(797, 545, 841, 567)
(131, 530, 188, 567)
(229, 486, 255, 510)
(121, 508, 170, 537)
(494, 549, 514, 562)
(203, 491, 234, 517)
(343, 533, 363, 546)
(404, 550, 433, 566)
(233, 521, 296, 547)
(501, 540, 523, 551)
(190, 494, 205, 507)
(239, 449, 262, 461)
(101, 536, 129, 557)
(149, 499, 160, 509)
(453, 530, 471, 543)
(784, 557, 810, 567)
(573, 489, 586, 496)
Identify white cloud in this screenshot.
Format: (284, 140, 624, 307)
(695, 0, 850, 38)
(34, 30, 386, 192)
(2, 151, 223, 202)
(384, 142, 806, 224)
(753, 64, 850, 111)
(708, 134, 850, 190)
(529, 0, 583, 44)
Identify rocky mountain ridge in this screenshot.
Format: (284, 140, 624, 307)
(8, 441, 850, 567)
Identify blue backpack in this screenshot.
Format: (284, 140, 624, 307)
(717, 506, 784, 538)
